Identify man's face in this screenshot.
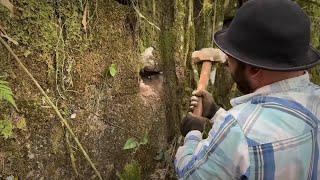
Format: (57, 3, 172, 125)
(226, 56, 253, 94)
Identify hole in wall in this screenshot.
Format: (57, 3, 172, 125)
(114, 0, 134, 5)
(138, 47, 164, 99)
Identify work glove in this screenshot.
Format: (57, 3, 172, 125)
(189, 90, 220, 119)
(180, 112, 208, 136)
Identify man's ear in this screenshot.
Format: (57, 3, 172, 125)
(247, 65, 262, 83)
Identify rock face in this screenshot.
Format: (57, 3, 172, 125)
(0, 0, 319, 179)
(0, 1, 168, 179)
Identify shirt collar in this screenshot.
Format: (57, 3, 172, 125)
(230, 71, 310, 107)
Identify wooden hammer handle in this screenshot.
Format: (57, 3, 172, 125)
(193, 61, 212, 116)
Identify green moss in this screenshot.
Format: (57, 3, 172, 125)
(159, 31, 175, 62)
(0, 0, 91, 72)
(0, 3, 12, 17)
(296, 1, 320, 85)
(138, 1, 160, 52)
(51, 124, 64, 154)
(310, 65, 320, 85)
(9, 1, 58, 59)
(296, 1, 320, 49)
(117, 161, 142, 180)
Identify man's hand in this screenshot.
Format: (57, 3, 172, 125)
(190, 90, 220, 119)
(180, 112, 208, 136)
(192, 48, 226, 63)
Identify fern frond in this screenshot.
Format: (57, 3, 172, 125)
(0, 78, 17, 110)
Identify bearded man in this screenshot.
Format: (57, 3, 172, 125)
(175, 0, 320, 179)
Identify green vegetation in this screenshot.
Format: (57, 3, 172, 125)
(0, 116, 26, 139)
(0, 77, 17, 110)
(0, 119, 14, 139)
(109, 63, 118, 77)
(123, 132, 148, 151)
(117, 161, 142, 180)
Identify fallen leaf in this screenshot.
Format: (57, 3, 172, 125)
(70, 113, 76, 119)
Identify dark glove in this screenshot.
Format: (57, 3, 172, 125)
(189, 90, 220, 119)
(180, 112, 208, 136)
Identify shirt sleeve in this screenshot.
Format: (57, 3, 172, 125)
(174, 108, 250, 179)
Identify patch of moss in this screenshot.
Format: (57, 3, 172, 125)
(159, 31, 175, 62)
(310, 65, 320, 85)
(0, 1, 92, 88)
(117, 161, 142, 180)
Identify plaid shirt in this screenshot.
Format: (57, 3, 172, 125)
(175, 72, 320, 180)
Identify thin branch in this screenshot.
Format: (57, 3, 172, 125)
(131, 2, 160, 31)
(65, 130, 79, 177)
(0, 37, 103, 180)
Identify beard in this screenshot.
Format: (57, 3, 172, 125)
(231, 65, 253, 94)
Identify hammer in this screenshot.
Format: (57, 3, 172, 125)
(191, 48, 226, 116)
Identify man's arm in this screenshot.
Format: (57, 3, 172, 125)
(175, 108, 250, 179)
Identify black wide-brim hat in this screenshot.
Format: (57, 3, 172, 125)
(214, 0, 320, 71)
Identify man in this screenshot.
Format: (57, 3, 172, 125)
(175, 0, 320, 179)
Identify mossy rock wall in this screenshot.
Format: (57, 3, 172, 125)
(0, 0, 169, 179)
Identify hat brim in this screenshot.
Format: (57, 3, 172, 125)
(214, 28, 320, 71)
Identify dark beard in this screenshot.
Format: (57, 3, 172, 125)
(231, 64, 253, 94)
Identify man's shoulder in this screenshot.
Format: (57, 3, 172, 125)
(227, 95, 317, 144)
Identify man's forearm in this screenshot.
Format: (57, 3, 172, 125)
(175, 108, 242, 179)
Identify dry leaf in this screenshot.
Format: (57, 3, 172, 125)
(82, 3, 88, 32)
(0, 0, 14, 17)
(70, 113, 76, 119)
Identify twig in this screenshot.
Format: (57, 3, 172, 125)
(65, 130, 79, 177)
(0, 37, 103, 180)
(55, 21, 66, 100)
(131, 2, 161, 31)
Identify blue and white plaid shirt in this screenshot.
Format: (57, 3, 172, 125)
(175, 72, 320, 179)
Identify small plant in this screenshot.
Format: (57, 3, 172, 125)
(0, 116, 27, 139)
(0, 77, 17, 110)
(123, 132, 148, 151)
(0, 119, 14, 139)
(108, 63, 118, 77)
(117, 161, 142, 180)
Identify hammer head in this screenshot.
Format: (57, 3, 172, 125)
(192, 48, 227, 64)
